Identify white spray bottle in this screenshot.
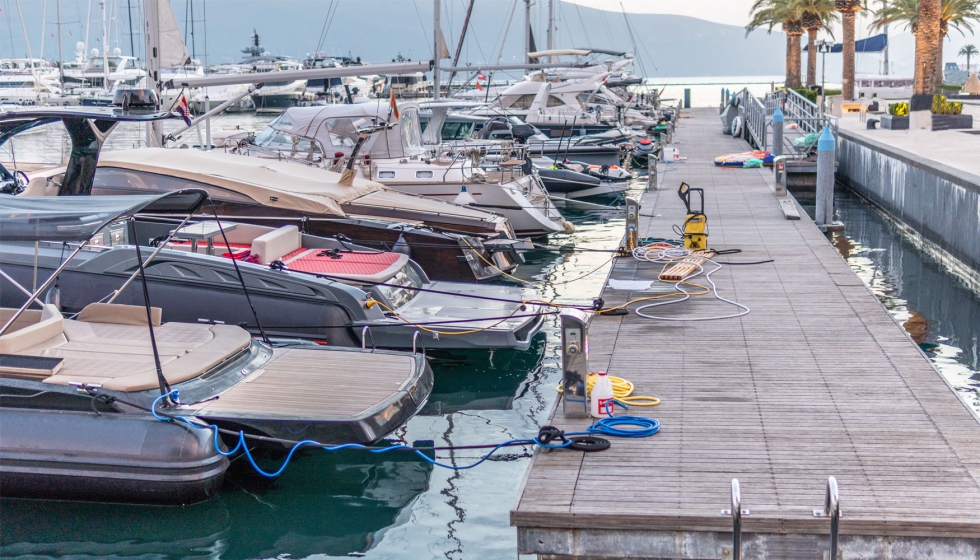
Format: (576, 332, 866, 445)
(589, 372, 615, 418)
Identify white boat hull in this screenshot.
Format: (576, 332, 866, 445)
(383, 175, 568, 237)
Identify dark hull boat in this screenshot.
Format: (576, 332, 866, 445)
(0, 220, 545, 350)
(0, 409, 228, 504)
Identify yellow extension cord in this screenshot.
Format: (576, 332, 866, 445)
(557, 372, 661, 407)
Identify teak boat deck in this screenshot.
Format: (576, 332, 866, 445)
(511, 108, 980, 559)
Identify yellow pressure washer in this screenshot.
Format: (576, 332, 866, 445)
(678, 182, 707, 250)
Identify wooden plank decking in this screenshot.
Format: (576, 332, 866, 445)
(512, 108, 980, 559)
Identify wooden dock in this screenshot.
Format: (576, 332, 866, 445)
(511, 108, 980, 559)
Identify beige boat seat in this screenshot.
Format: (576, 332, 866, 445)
(1, 303, 251, 392)
(251, 225, 301, 265)
(17, 173, 63, 197)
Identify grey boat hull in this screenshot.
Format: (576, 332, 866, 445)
(0, 408, 228, 505)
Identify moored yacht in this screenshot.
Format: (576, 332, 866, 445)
(3, 102, 524, 282)
(248, 102, 573, 237)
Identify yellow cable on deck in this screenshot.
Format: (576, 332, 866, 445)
(557, 372, 661, 407)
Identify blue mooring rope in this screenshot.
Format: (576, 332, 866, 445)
(151, 391, 659, 477)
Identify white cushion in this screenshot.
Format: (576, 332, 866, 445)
(251, 225, 301, 265)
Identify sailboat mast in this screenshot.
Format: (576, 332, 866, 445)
(126, 0, 135, 57)
(523, 0, 531, 64)
(100, 0, 109, 87)
(433, 0, 441, 100)
(57, 0, 65, 84)
(546, 0, 554, 61)
(446, 0, 475, 88)
(145, 0, 163, 146)
(84, 0, 93, 59)
(40, 0, 47, 64)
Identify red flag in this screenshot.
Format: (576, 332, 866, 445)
(175, 95, 193, 126)
(389, 87, 400, 120)
(476, 71, 486, 81)
(475, 81, 483, 91)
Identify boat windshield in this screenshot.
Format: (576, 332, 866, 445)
(399, 108, 424, 154)
(254, 127, 317, 154)
(374, 263, 424, 308)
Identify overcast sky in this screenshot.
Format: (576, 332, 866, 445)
(566, 0, 756, 26)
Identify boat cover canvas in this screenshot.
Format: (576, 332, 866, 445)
(270, 102, 426, 159)
(0, 191, 207, 242)
(96, 148, 500, 222)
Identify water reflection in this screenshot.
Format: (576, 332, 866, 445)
(831, 188, 980, 410)
(1, 450, 431, 559)
(422, 334, 547, 415)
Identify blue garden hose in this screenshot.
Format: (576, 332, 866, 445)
(150, 392, 658, 478)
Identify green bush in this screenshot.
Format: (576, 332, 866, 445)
(932, 94, 964, 115)
(824, 88, 843, 96)
(792, 88, 819, 103)
(940, 84, 964, 91)
(888, 102, 909, 116)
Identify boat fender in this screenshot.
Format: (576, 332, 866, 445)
(453, 186, 478, 206)
(562, 220, 576, 234)
(731, 116, 743, 137)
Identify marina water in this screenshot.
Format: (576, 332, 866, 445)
(3, 118, 979, 558)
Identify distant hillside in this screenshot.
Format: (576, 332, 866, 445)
(4, 1, 787, 77)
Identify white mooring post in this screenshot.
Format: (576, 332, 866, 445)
(771, 107, 784, 158)
(647, 160, 658, 190)
(815, 127, 836, 226)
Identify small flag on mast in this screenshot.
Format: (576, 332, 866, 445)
(175, 95, 193, 126)
(389, 86, 400, 120)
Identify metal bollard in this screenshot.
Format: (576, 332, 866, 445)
(815, 127, 836, 226)
(814, 476, 841, 560)
(771, 107, 784, 158)
(647, 161, 658, 191)
(560, 309, 590, 419)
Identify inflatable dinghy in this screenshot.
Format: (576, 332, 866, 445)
(714, 151, 775, 167)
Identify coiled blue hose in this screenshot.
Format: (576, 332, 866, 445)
(584, 416, 660, 438)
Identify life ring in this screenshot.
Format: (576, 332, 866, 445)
(731, 117, 743, 137)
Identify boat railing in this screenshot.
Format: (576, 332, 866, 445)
(361, 325, 376, 352)
(738, 88, 838, 159)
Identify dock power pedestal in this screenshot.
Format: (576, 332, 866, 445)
(561, 309, 590, 419)
(773, 155, 790, 197)
(624, 197, 640, 253)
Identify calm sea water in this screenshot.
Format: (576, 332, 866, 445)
(831, 188, 980, 412)
(3, 115, 979, 559)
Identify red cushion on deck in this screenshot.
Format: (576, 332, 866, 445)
(286, 251, 402, 276)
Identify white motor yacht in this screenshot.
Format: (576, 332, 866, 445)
(247, 102, 573, 237)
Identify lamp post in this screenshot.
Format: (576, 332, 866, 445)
(817, 39, 833, 114)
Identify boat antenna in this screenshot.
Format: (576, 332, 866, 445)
(129, 217, 172, 399)
(206, 198, 271, 345)
(552, 120, 568, 166)
(560, 115, 577, 162)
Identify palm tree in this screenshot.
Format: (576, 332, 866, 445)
(794, 0, 839, 87)
(836, 0, 866, 100)
(747, 0, 805, 88)
(961, 43, 979, 71)
(873, 0, 980, 88)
